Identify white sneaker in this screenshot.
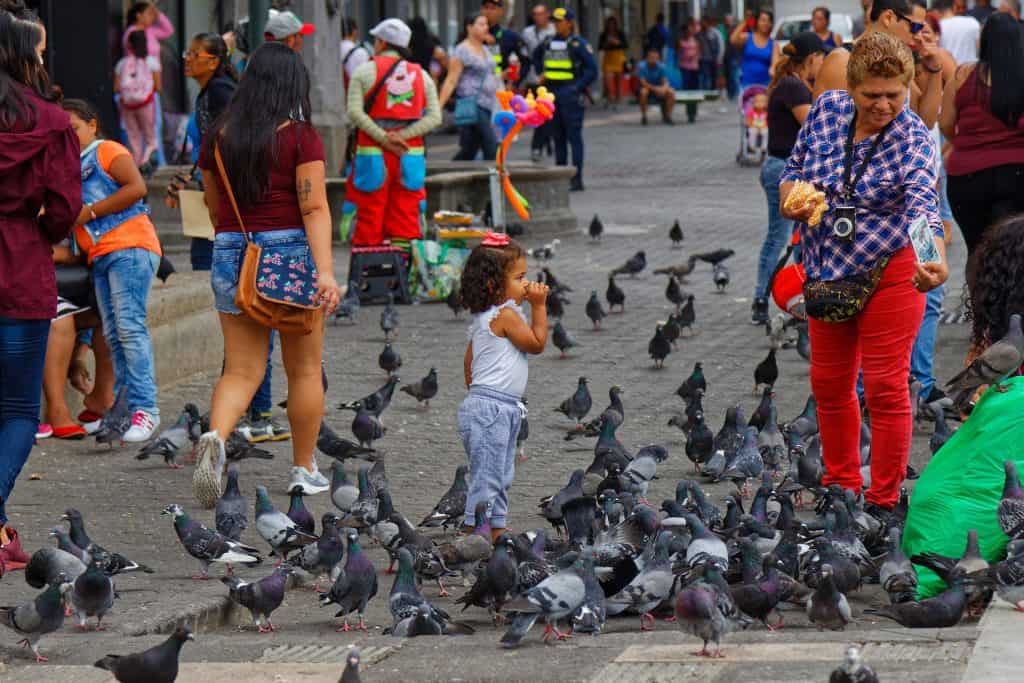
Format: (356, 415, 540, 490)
(123, 410, 160, 443)
(193, 431, 226, 509)
(288, 464, 329, 495)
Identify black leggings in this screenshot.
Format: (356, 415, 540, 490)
(946, 163, 1024, 256)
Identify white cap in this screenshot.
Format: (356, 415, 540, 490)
(369, 18, 411, 48)
(264, 9, 315, 40)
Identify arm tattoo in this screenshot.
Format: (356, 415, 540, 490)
(298, 178, 312, 203)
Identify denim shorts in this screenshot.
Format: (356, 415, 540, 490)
(211, 228, 311, 315)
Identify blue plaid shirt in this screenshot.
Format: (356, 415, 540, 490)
(781, 90, 942, 281)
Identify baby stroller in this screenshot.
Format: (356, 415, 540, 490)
(736, 84, 768, 167)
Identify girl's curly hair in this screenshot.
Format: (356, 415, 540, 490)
(459, 240, 526, 314)
(966, 215, 1024, 352)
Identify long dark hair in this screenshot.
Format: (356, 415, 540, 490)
(127, 29, 148, 58)
(0, 9, 55, 130)
(976, 12, 1024, 128)
(206, 41, 311, 207)
(408, 16, 435, 70)
(193, 32, 239, 83)
(126, 2, 152, 27)
(62, 98, 103, 137)
(458, 13, 484, 43)
(967, 216, 1024, 353)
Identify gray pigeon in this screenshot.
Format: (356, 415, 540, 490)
(65, 558, 116, 631)
(380, 293, 399, 340)
(683, 513, 728, 568)
(0, 577, 66, 662)
(571, 555, 607, 634)
(135, 403, 200, 467)
(340, 647, 362, 683)
(25, 544, 86, 589)
(351, 403, 385, 448)
(611, 250, 646, 278)
(333, 280, 361, 324)
(585, 290, 607, 330)
(330, 461, 360, 514)
(620, 446, 667, 500)
(998, 460, 1024, 540)
(722, 426, 765, 495)
(388, 547, 463, 636)
(163, 503, 262, 578)
(215, 468, 248, 542)
(298, 513, 346, 591)
(674, 563, 751, 658)
(552, 320, 579, 358)
(255, 485, 318, 559)
(418, 465, 469, 530)
(807, 564, 853, 630)
(500, 558, 586, 647)
(222, 564, 294, 633)
(556, 377, 592, 426)
(94, 387, 130, 446)
(588, 214, 603, 241)
(378, 342, 402, 376)
(339, 465, 379, 529)
(879, 527, 917, 605)
(946, 312, 1024, 411)
(401, 367, 439, 408)
(317, 420, 376, 462)
(929, 403, 953, 455)
(94, 625, 193, 683)
(649, 324, 671, 368)
(830, 644, 879, 683)
(321, 527, 379, 631)
(62, 508, 153, 576)
(606, 531, 676, 629)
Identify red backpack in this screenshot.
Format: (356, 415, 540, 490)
(120, 57, 154, 109)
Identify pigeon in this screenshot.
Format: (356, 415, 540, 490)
(674, 562, 751, 658)
(662, 312, 682, 348)
(997, 460, 1024, 539)
(351, 402, 385, 448)
(946, 313, 1024, 411)
(419, 465, 469, 530)
(787, 394, 819, 438)
(605, 275, 625, 312)
(757, 408, 786, 470)
(380, 293, 399, 340)
(594, 416, 634, 471)
(135, 403, 200, 468)
(556, 377, 592, 426)
(830, 644, 879, 683)
(94, 626, 193, 682)
(677, 362, 707, 403)
(654, 255, 699, 281)
(25, 544, 86, 589)
(796, 322, 811, 361)
(864, 567, 970, 627)
(400, 367, 438, 409)
(649, 324, 671, 369)
(585, 290, 607, 330)
(669, 219, 684, 247)
(455, 533, 518, 623)
(427, 502, 494, 593)
(222, 564, 294, 633)
(66, 557, 115, 631)
(912, 528, 992, 617)
(568, 385, 624, 441)
(541, 267, 572, 295)
(388, 547, 463, 636)
(337, 376, 401, 417)
(677, 294, 696, 335)
(545, 289, 567, 319)
(317, 420, 376, 462)
(986, 543, 1024, 610)
(606, 531, 676, 630)
(807, 564, 853, 630)
(254, 485, 318, 559)
(694, 248, 735, 266)
(713, 404, 746, 461)
(94, 387, 130, 446)
(0, 577, 66, 662)
(378, 342, 402, 376)
(163, 503, 262, 578)
(749, 387, 774, 432)
(321, 527, 379, 631)
(333, 280, 362, 324)
(330, 461, 360, 514)
(340, 648, 362, 683)
(685, 413, 714, 471)
(540, 469, 586, 537)
(570, 554, 607, 635)
(712, 263, 730, 292)
(621, 446, 667, 500)
(500, 557, 586, 647)
(929, 403, 953, 454)
(528, 239, 561, 261)
(754, 349, 779, 393)
(683, 513, 728, 568)
(445, 285, 462, 318)
(722, 427, 765, 494)
(214, 469, 248, 542)
(62, 508, 153, 576)
(611, 250, 646, 278)
(552, 320, 579, 358)
(730, 541, 784, 630)
(665, 275, 686, 311)
(589, 214, 603, 241)
(297, 513, 345, 590)
(340, 465, 380, 530)
(224, 431, 274, 462)
(286, 489, 316, 536)
(879, 526, 917, 605)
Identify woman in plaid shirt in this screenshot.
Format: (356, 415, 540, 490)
(780, 33, 948, 517)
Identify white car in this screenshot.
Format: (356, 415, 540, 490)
(774, 14, 855, 49)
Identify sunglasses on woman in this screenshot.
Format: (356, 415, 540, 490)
(895, 13, 925, 35)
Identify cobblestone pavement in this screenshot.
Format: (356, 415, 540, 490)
(0, 103, 976, 682)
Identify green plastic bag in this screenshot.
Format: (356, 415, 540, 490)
(903, 376, 1024, 597)
(407, 239, 470, 303)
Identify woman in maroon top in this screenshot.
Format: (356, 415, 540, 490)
(192, 42, 341, 508)
(940, 12, 1024, 263)
(0, 9, 82, 563)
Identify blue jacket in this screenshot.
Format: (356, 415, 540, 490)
(79, 140, 148, 243)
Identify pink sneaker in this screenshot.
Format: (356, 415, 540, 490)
(123, 410, 160, 443)
(35, 423, 53, 439)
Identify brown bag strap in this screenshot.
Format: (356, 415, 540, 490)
(213, 142, 250, 244)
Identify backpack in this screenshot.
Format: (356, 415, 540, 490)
(120, 57, 154, 109)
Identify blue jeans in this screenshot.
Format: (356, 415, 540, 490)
(457, 386, 523, 529)
(454, 106, 497, 162)
(191, 238, 213, 271)
(93, 248, 159, 415)
(0, 317, 50, 523)
(698, 61, 717, 90)
(250, 331, 275, 415)
(911, 285, 945, 397)
(755, 156, 794, 299)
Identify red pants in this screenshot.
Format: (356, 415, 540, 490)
(808, 247, 924, 508)
(344, 135, 426, 246)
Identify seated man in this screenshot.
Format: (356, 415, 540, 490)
(636, 48, 675, 126)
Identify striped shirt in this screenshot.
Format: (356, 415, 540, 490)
(781, 90, 942, 282)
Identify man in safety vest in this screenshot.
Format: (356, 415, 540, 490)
(535, 7, 597, 192)
(342, 18, 442, 246)
(481, 0, 530, 87)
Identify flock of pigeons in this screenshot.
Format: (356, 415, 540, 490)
(5, 221, 1024, 682)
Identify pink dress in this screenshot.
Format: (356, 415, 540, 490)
(678, 37, 699, 72)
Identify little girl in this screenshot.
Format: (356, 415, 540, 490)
(746, 92, 768, 154)
(458, 233, 549, 540)
(115, 29, 162, 172)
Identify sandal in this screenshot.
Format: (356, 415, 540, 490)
(53, 424, 87, 440)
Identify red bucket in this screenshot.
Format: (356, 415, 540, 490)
(772, 261, 807, 319)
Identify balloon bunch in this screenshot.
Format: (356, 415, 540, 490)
(492, 88, 556, 220)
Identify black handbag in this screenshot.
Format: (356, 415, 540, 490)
(55, 265, 95, 310)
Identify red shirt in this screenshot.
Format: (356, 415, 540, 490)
(198, 122, 325, 234)
(0, 86, 82, 320)
(947, 68, 1024, 177)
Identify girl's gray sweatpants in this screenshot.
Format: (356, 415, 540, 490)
(457, 386, 524, 529)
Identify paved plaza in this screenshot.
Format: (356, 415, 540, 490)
(0, 103, 986, 682)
